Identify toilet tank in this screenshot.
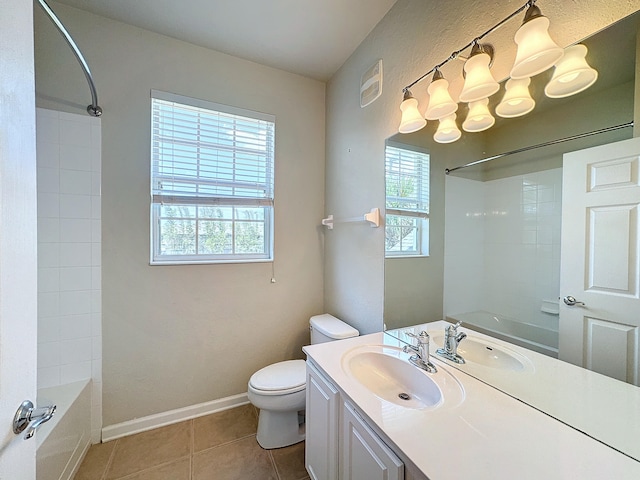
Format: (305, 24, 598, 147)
(309, 314, 359, 344)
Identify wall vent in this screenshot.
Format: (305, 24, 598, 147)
(360, 59, 383, 108)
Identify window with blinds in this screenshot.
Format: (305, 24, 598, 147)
(385, 145, 430, 256)
(150, 91, 275, 264)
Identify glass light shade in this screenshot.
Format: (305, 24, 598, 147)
(496, 78, 535, 118)
(425, 77, 458, 120)
(544, 44, 598, 98)
(511, 15, 563, 79)
(462, 98, 495, 132)
(398, 96, 426, 134)
(459, 52, 500, 103)
(434, 114, 461, 143)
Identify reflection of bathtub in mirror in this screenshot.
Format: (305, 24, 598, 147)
(445, 311, 558, 358)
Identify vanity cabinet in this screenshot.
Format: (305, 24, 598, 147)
(306, 361, 340, 480)
(306, 360, 405, 480)
(341, 401, 404, 480)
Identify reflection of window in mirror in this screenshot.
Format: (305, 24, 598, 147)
(384, 145, 430, 257)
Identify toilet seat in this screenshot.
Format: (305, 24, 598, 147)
(249, 359, 306, 396)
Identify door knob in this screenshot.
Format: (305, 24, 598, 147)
(563, 295, 586, 307)
(13, 400, 56, 440)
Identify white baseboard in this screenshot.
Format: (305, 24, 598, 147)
(101, 392, 250, 442)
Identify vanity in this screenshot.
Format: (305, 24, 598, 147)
(303, 322, 640, 480)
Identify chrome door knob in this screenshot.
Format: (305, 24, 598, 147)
(563, 295, 586, 307)
(13, 400, 56, 440)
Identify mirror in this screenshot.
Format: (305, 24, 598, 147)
(384, 10, 640, 460)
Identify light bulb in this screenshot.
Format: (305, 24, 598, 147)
(425, 70, 458, 120)
(459, 44, 500, 103)
(398, 90, 427, 134)
(545, 44, 598, 98)
(496, 78, 535, 118)
(463, 98, 495, 132)
(434, 114, 461, 143)
(510, 5, 563, 79)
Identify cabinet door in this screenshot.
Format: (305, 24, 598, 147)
(306, 362, 340, 480)
(341, 401, 404, 480)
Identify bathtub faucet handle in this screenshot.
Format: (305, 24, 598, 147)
(13, 400, 57, 440)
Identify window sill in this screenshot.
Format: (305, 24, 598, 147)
(150, 258, 273, 266)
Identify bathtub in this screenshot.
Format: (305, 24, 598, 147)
(36, 380, 92, 480)
(446, 311, 559, 358)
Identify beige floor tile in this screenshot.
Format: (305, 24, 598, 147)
(271, 441, 307, 480)
(74, 441, 117, 480)
(193, 435, 277, 480)
(105, 422, 191, 479)
(113, 457, 190, 480)
(193, 404, 258, 452)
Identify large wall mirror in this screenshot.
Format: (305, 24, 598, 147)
(384, 9, 640, 461)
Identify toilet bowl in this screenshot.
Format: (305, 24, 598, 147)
(248, 314, 359, 449)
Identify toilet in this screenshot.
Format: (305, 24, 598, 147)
(247, 314, 359, 449)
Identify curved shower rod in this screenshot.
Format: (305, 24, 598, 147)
(37, 0, 102, 117)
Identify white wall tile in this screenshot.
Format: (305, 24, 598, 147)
(91, 266, 101, 290)
(36, 142, 60, 169)
(60, 219, 92, 243)
(59, 290, 92, 316)
(38, 292, 60, 318)
(60, 169, 92, 195)
(38, 267, 60, 293)
(37, 192, 59, 218)
(60, 242, 92, 266)
(91, 219, 101, 243)
(59, 117, 92, 147)
(36, 110, 59, 144)
(91, 243, 101, 266)
(37, 167, 59, 193)
(38, 342, 61, 368)
(60, 194, 92, 219)
(91, 196, 101, 219)
(60, 362, 92, 384)
(91, 172, 101, 196)
(60, 144, 92, 171)
(38, 367, 61, 389)
(60, 314, 92, 340)
(38, 316, 61, 344)
(92, 336, 102, 360)
(38, 218, 60, 244)
(60, 338, 92, 364)
(60, 266, 92, 291)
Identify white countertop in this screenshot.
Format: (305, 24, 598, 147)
(388, 320, 640, 462)
(304, 331, 640, 480)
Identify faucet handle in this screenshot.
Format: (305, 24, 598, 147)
(406, 330, 429, 344)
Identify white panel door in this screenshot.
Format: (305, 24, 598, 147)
(560, 136, 640, 385)
(0, 0, 38, 477)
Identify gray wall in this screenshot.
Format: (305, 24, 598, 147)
(325, 0, 640, 334)
(35, 2, 326, 426)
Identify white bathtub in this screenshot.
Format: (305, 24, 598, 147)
(446, 311, 559, 358)
(36, 380, 92, 480)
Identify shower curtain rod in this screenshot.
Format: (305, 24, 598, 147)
(445, 122, 634, 175)
(37, 0, 102, 117)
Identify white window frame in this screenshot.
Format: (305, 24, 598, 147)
(384, 143, 430, 258)
(150, 90, 275, 265)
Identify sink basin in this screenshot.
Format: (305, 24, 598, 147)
(433, 336, 526, 371)
(341, 345, 464, 410)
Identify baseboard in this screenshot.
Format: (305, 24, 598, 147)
(101, 392, 249, 442)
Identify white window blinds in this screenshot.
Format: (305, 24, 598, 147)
(385, 145, 430, 217)
(151, 90, 275, 207)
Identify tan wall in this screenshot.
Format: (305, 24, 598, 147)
(35, 2, 326, 426)
(325, 0, 639, 333)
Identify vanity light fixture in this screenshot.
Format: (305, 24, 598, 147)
(459, 43, 500, 103)
(397, 1, 597, 141)
(434, 114, 462, 143)
(425, 70, 458, 120)
(544, 44, 598, 98)
(398, 89, 427, 134)
(463, 98, 495, 132)
(510, 3, 563, 79)
(496, 78, 536, 118)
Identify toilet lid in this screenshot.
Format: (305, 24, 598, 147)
(249, 359, 306, 392)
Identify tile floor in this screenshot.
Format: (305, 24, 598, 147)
(74, 404, 309, 480)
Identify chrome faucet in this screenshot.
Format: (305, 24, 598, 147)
(402, 331, 437, 373)
(436, 321, 467, 364)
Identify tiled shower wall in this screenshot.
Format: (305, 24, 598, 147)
(444, 169, 562, 330)
(36, 108, 102, 442)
